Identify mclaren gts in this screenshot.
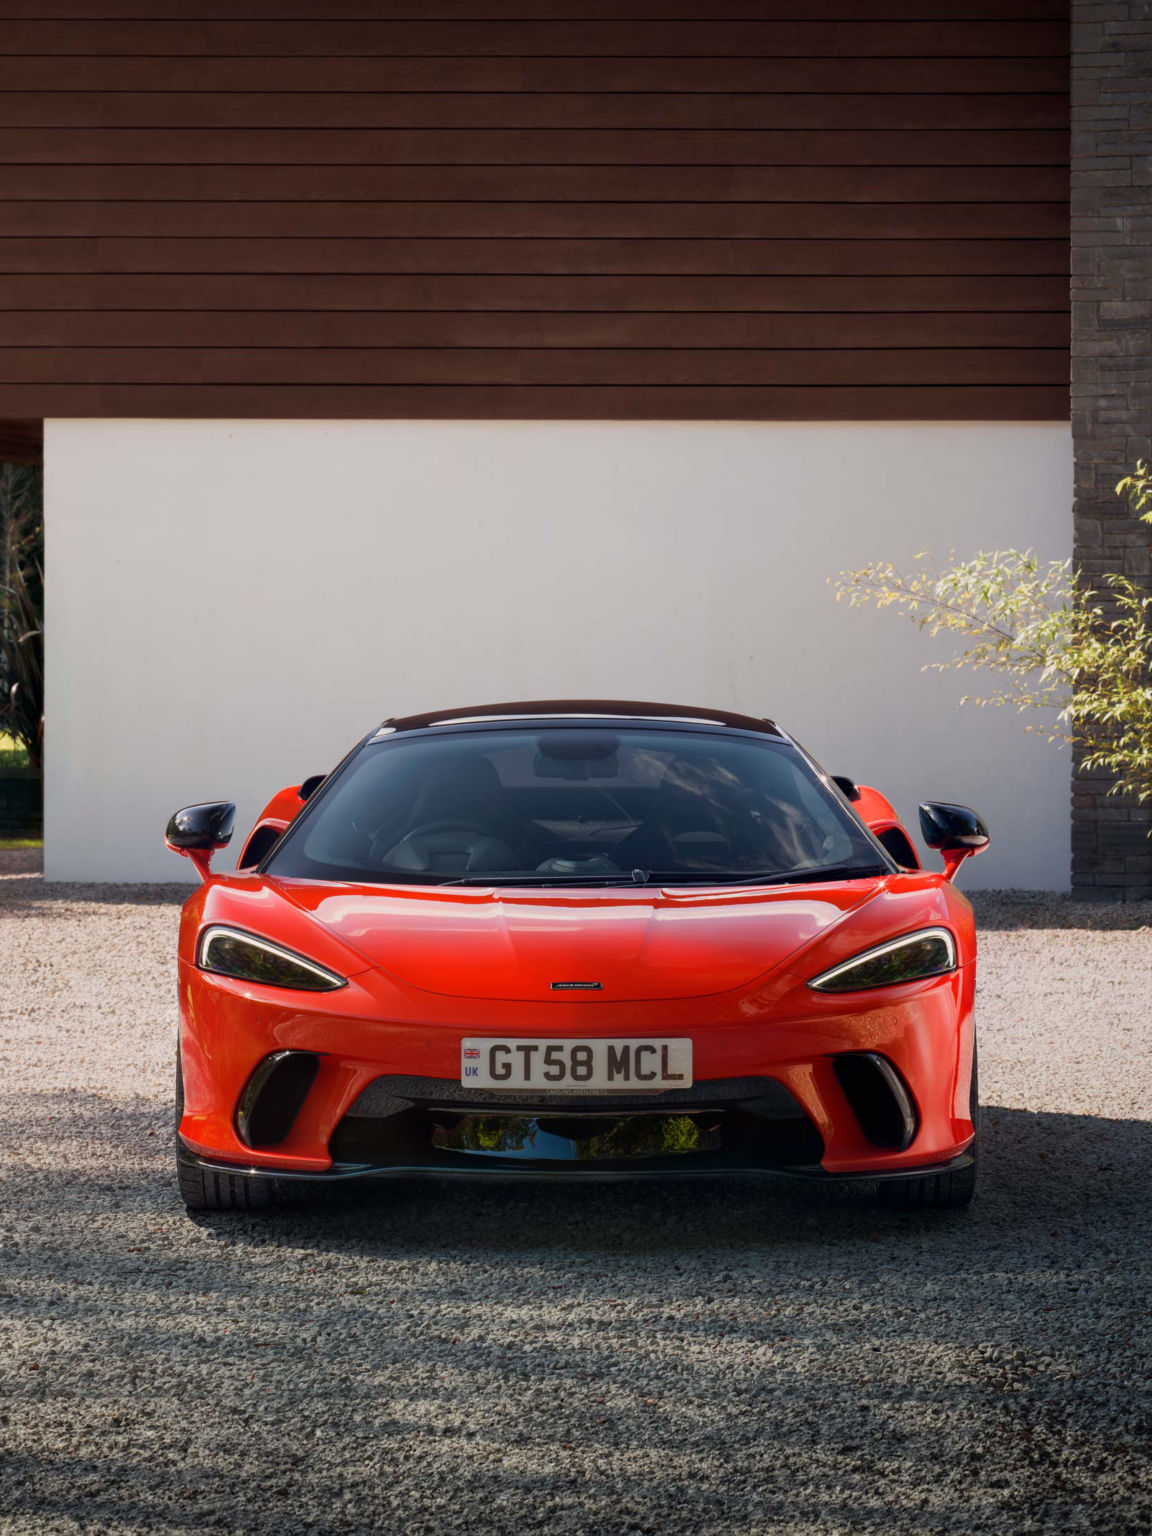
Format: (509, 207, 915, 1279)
(166, 700, 988, 1212)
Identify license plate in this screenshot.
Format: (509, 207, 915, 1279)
(461, 1037, 693, 1092)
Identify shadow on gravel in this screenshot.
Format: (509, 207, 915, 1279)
(182, 1100, 1152, 1260)
(968, 890, 1152, 931)
(8, 1089, 1147, 1253)
(4, 1094, 1151, 1535)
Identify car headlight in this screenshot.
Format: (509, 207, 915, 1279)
(197, 925, 347, 991)
(807, 927, 956, 993)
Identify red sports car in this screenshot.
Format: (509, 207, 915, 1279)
(166, 700, 988, 1213)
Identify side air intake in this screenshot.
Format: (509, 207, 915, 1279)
(833, 1053, 918, 1151)
(235, 1051, 320, 1148)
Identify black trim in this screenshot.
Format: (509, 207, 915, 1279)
(177, 1143, 974, 1187)
(165, 800, 235, 851)
(237, 823, 283, 871)
(832, 1052, 919, 1151)
(330, 1073, 824, 1171)
(343, 1072, 806, 1117)
(383, 699, 780, 736)
(235, 1050, 321, 1149)
(831, 774, 862, 803)
(876, 825, 919, 871)
(254, 727, 375, 876)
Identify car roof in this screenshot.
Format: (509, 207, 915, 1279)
(379, 699, 782, 736)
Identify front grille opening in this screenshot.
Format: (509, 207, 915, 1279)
(328, 1075, 824, 1170)
(236, 1050, 320, 1148)
(431, 1111, 722, 1161)
(343, 1072, 805, 1117)
(832, 1052, 918, 1151)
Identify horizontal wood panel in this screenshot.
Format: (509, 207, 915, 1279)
(0, 57, 1070, 93)
(0, 238, 1069, 276)
(0, 347, 1067, 385)
(0, 383, 1070, 419)
(0, 310, 1071, 349)
(0, 273, 1069, 310)
(0, 3, 1068, 431)
(0, 201, 1071, 240)
(0, 92, 1069, 132)
(0, 165, 1070, 202)
(0, 2, 1069, 20)
(0, 129, 1069, 166)
(0, 21, 1070, 57)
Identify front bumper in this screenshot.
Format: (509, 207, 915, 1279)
(177, 950, 977, 1180)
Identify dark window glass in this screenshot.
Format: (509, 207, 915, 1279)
(264, 727, 890, 886)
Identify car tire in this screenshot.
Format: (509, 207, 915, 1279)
(175, 1048, 275, 1212)
(876, 1038, 979, 1212)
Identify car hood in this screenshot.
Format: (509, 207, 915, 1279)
(272, 878, 886, 1001)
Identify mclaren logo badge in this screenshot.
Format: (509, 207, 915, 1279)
(550, 980, 603, 991)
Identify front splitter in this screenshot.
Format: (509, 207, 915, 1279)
(178, 1142, 975, 1186)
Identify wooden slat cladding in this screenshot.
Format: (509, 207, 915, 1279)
(3, 58, 1070, 92)
(0, 385, 1071, 420)
(0, 239, 1069, 275)
(0, 2, 1073, 19)
(0, 275, 1071, 311)
(2, 348, 1069, 384)
(0, 166, 1071, 200)
(1, 204, 1070, 239)
(0, 20, 1071, 56)
(0, 129, 1070, 165)
(0, 2, 1070, 436)
(0, 94, 1070, 132)
(0, 312, 1071, 349)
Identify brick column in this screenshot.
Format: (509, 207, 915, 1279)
(1071, 0, 1152, 898)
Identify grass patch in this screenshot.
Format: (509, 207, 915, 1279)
(0, 732, 31, 770)
(0, 837, 42, 849)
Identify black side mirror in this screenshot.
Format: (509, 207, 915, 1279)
(298, 774, 326, 802)
(165, 801, 236, 852)
(832, 774, 862, 803)
(919, 802, 989, 882)
(165, 801, 236, 881)
(919, 801, 990, 852)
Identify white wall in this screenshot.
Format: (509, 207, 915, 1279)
(44, 419, 1072, 886)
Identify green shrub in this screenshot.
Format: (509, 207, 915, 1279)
(834, 465, 1152, 805)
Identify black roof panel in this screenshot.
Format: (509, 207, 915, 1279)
(383, 699, 781, 736)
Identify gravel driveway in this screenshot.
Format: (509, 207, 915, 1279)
(2, 848, 1151, 1536)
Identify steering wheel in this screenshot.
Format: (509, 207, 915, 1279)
(377, 819, 519, 873)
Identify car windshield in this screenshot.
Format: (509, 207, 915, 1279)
(264, 726, 891, 886)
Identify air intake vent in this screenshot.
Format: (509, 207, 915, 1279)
(876, 826, 919, 870)
(237, 823, 283, 870)
(236, 1051, 320, 1148)
(833, 1053, 918, 1151)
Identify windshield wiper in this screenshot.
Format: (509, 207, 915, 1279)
(640, 863, 890, 887)
(435, 863, 889, 889)
(729, 863, 889, 886)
